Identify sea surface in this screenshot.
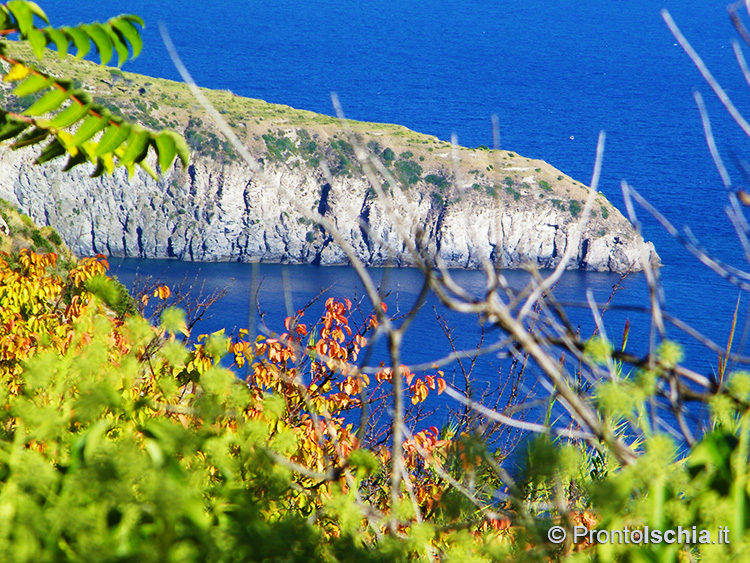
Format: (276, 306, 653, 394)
(38, 1, 750, 435)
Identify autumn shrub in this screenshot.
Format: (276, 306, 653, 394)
(7, 247, 747, 562)
(0, 250, 534, 562)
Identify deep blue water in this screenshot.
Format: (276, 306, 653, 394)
(38, 2, 750, 432)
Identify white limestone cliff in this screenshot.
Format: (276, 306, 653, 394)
(0, 146, 658, 273)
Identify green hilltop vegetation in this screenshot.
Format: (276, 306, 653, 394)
(0, 43, 613, 223)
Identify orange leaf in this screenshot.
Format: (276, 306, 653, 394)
(153, 285, 171, 299)
(403, 366, 414, 385)
(437, 377, 447, 395)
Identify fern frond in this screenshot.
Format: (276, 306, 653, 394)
(0, 2, 189, 176)
(0, 54, 189, 176)
(0, 2, 144, 66)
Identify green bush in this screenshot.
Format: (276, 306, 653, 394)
(46, 229, 63, 246)
(425, 174, 449, 190)
(393, 159, 423, 186)
(569, 200, 582, 217)
(30, 229, 52, 251)
(505, 186, 521, 201)
(262, 132, 297, 161)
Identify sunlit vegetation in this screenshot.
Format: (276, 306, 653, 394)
(1, 2, 749, 562)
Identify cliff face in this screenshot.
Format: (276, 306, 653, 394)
(0, 45, 658, 272)
(0, 145, 656, 272)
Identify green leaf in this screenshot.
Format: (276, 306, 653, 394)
(121, 14, 145, 27)
(11, 126, 49, 148)
(110, 17, 142, 59)
(23, 88, 68, 116)
(70, 114, 109, 145)
(0, 118, 29, 141)
(104, 25, 129, 67)
(90, 153, 114, 177)
(93, 122, 130, 156)
(155, 130, 176, 171)
(139, 159, 157, 180)
(90, 157, 106, 178)
(83, 23, 113, 65)
(0, 8, 11, 31)
(63, 26, 90, 58)
(151, 131, 190, 171)
(13, 74, 52, 97)
(45, 27, 69, 57)
(46, 102, 90, 129)
(68, 89, 93, 106)
(121, 128, 150, 165)
(34, 138, 66, 164)
(173, 131, 190, 167)
(160, 307, 188, 337)
(23, 1, 47, 24)
(6, 1, 34, 36)
(204, 331, 229, 360)
(85, 275, 120, 305)
(27, 27, 45, 59)
(347, 449, 379, 475)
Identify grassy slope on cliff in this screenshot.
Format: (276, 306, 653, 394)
(0, 198, 73, 261)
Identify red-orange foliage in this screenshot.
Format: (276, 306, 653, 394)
(0, 250, 470, 532)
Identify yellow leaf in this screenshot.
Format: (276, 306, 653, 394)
(102, 153, 114, 174)
(57, 131, 78, 155)
(4, 64, 30, 82)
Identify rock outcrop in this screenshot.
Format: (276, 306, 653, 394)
(0, 144, 657, 273)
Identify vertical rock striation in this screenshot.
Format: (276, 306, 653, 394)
(0, 144, 658, 273)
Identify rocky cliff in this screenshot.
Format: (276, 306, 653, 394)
(0, 47, 658, 272)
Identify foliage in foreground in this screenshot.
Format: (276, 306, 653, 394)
(0, 1, 188, 177)
(0, 1, 748, 561)
(0, 249, 749, 562)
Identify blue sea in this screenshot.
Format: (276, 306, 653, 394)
(38, 1, 750, 435)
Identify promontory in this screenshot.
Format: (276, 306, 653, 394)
(0, 46, 658, 272)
